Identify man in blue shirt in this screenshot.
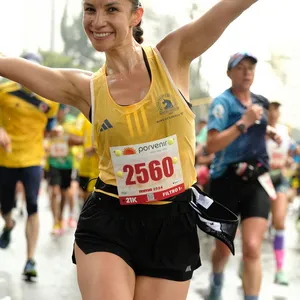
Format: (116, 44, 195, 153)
(206, 52, 281, 300)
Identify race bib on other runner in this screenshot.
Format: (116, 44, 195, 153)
(49, 136, 69, 158)
(110, 135, 184, 205)
(258, 172, 276, 200)
(268, 143, 286, 169)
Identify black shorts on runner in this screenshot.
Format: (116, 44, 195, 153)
(270, 171, 290, 194)
(210, 168, 270, 221)
(73, 191, 201, 281)
(48, 166, 72, 190)
(0, 166, 41, 216)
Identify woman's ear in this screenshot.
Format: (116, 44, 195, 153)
(131, 7, 144, 27)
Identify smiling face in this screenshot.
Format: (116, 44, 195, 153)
(82, 0, 143, 52)
(227, 58, 256, 92)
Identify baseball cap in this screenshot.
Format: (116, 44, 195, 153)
(227, 52, 257, 70)
(21, 52, 43, 65)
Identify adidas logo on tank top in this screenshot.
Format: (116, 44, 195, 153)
(100, 119, 113, 132)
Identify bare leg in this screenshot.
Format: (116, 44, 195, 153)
(241, 217, 268, 296)
(75, 244, 135, 300)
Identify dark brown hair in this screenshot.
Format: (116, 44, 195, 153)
(130, 1, 144, 44)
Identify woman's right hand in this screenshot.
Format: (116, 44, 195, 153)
(241, 104, 263, 128)
(0, 127, 11, 152)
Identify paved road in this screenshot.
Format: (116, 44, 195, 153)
(0, 186, 299, 300)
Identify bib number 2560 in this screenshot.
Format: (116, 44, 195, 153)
(123, 157, 174, 185)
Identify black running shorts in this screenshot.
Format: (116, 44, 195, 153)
(73, 191, 201, 281)
(210, 169, 270, 221)
(48, 166, 72, 190)
(0, 166, 41, 216)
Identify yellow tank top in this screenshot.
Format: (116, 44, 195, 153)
(92, 46, 196, 201)
(0, 81, 59, 168)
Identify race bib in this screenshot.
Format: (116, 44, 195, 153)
(110, 135, 184, 205)
(269, 147, 286, 169)
(267, 127, 289, 169)
(258, 173, 276, 200)
(49, 136, 69, 158)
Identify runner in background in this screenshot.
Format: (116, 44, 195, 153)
(0, 52, 59, 279)
(266, 101, 292, 285)
(206, 52, 281, 300)
(47, 105, 83, 235)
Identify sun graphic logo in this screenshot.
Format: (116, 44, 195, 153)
(122, 147, 136, 155)
(114, 147, 136, 156)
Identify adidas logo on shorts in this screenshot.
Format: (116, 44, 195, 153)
(100, 119, 113, 132)
(185, 265, 192, 272)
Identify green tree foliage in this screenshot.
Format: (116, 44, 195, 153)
(39, 50, 77, 68)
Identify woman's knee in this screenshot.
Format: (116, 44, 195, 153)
(242, 238, 262, 260)
(241, 217, 268, 260)
(272, 217, 285, 230)
(214, 240, 232, 258)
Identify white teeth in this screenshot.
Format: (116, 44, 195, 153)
(93, 32, 111, 38)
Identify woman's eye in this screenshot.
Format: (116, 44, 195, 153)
(85, 7, 95, 12)
(107, 7, 118, 13)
